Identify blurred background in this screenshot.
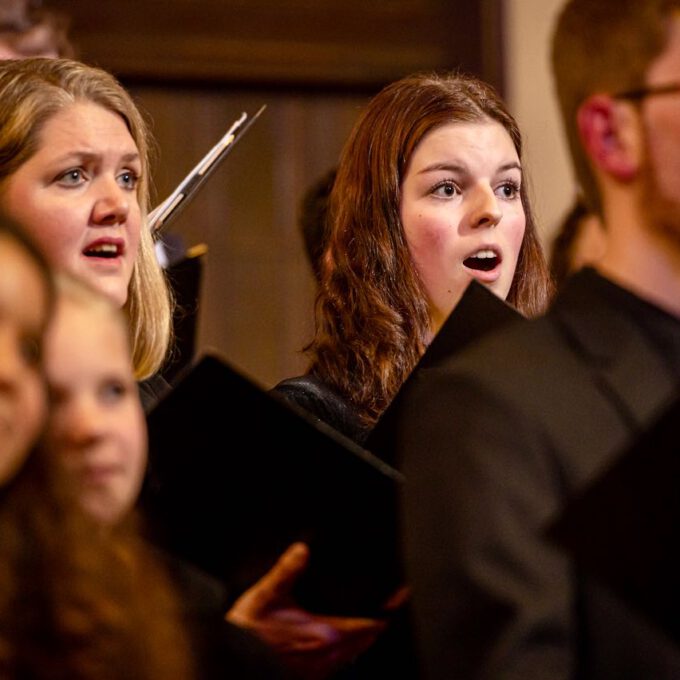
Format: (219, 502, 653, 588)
(52, 0, 573, 388)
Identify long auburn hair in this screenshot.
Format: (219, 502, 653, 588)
(306, 72, 552, 427)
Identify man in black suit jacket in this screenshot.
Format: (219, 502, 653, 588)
(399, 1, 680, 677)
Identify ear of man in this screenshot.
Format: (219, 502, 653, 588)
(577, 94, 643, 183)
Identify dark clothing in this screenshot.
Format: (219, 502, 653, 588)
(272, 375, 419, 678)
(141, 377, 285, 678)
(399, 268, 680, 679)
(139, 373, 173, 509)
(273, 374, 369, 445)
(332, 610, 420, 680)
(138, 373, 172, 413)
(163, 554, 286, 679)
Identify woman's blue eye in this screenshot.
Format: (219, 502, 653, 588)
(118, 171, 139, 190)
(58, 168, 84, 185)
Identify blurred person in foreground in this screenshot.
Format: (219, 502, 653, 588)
(400, 1, 680, 677)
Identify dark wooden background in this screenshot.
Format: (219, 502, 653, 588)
(55, 0, 504, 387)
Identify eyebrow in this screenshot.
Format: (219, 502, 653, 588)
(121, 152, 141, 164)
(417, 161, 522, 175)
(51, 151, 141, 165)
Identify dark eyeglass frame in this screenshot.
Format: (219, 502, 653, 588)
(614, 82, 680, 101)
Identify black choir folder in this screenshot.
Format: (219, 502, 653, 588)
(549, 394, 680, 646)
(143, 353, 403, 617)
(367, 281, 522, 466)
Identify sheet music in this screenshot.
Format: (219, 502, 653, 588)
(149, 105, 266, 233)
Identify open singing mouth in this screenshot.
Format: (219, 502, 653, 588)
(463, 248, 500, 272)
(83, 240, 124, 259)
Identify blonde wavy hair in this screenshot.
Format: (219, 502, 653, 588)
(0, 57, 171, 380)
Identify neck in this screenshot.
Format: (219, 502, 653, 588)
(426, 313, 443, 344)
(598, 190, 680, 317)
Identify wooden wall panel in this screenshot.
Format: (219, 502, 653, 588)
(134, 87, 366, 386)
(57, 0, 503, 90)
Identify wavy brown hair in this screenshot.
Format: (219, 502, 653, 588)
(306, 72, 552, 427)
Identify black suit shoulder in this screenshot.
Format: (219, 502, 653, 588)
(399, 270, 680, 679)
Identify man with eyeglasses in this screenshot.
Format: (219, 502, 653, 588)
(398, 1, 680, 678)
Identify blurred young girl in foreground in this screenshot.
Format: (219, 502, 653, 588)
(0, 220, 193, 678)
(43, 276, 287, 679)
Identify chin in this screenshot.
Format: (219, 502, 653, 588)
(83, 496, 126, 526)
(90, 280, 128, 308)
(488, 278, 513, 301)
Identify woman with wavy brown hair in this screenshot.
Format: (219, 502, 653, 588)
(277, 72, 552, 442)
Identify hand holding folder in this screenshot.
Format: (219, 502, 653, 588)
(227, 542, 390, 678)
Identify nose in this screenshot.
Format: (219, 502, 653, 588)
(91, 177, 130, 226)
(58, 396, 105, 449)
(468, 184, 502, 229)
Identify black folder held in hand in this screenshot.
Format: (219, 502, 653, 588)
(142, 354, 403, 617)
(548, 394, 680, 646)
(367, 281, 522, 466)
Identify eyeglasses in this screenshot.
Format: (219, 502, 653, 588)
(614, 82, 680, 101)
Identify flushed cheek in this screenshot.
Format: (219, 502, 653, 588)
(406, 218, 471, 314)
(15, 206, 84, 272)
(497, 215, 526, 295)
(499, 205, 525, 255)
(404, 211, 451, 262)
(508, 218, 526, 258)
